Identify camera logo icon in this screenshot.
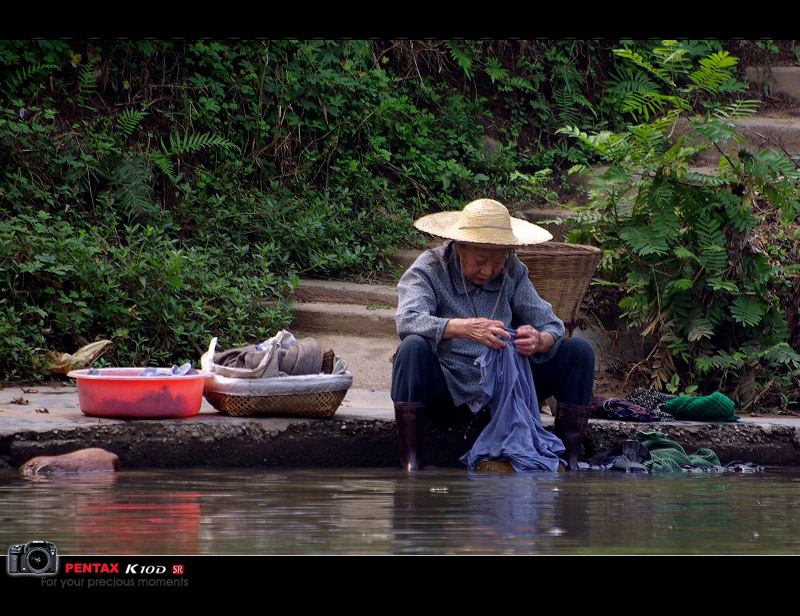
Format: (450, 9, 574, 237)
(8, 541, 58, 575)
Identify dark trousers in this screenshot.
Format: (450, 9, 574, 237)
(391, 335, 595, 416)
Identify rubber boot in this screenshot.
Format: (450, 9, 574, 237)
(394, 402, 424, 471)
(554, 402, 592, 471)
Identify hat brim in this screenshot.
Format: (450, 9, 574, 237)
(414, 211, 552, 246)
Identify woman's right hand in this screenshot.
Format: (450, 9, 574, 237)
(444, 318, 510, 350)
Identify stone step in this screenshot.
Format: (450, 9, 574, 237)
(387, 248, 423, 274)
(675, 115, 800, 165)
(698, 115, 800, 164)
(293, 279, 398, 307)
(289, 280, 401, 393)
(289, 301, 397, 338)
(745, 66, 800, 103)
(289, 279, 399, 391)
(517, 207, 578, 242)
(386, 239, 442, 275)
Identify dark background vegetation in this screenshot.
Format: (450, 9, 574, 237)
(1, 39, 798, 409)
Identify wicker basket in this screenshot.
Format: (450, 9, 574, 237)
(203, 369, 352, 418)
(204, 388, 348, 418)
(517, 242, 602, 336)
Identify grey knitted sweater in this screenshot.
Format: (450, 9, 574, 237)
(395, 241, 565, 407)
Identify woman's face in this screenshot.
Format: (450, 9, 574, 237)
(457, 244, 509, 286)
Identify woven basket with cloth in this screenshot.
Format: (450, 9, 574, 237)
(200, 333, 352, 418)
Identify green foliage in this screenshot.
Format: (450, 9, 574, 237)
(438, 40, 619, 171)
(0, 39, 522, 380)
(444, 41, 475, 78)
(2, 62, 57, 96)
(151, 131, 236, 182)
(755, 40, 780, 55)
(562, 41, 800, 401)
(686, 51, 739, 93)
(116, 108, 147, 141)
(0, 208, 292, 379)
(105, 155, 157, 220)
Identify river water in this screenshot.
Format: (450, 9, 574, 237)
(2, 467, 799, 555)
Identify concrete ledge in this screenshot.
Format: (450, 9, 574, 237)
(2, 385, 799, 470)
(585, 418, 800, 468)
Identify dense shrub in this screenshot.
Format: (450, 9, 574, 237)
(561, 42, 800, 405)
(0, 39, 565, 379)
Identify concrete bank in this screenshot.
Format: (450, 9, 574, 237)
(2, 383, 800, 470)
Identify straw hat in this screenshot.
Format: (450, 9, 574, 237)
(414, 199, 552, 247)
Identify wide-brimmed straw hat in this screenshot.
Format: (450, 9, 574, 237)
(414, 199, 552, 247)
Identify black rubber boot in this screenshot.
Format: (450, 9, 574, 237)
(394, 402, 424, 471)
(554, 402, 592, 470)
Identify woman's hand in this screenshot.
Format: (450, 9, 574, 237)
(514, 325, 554, 356)
(444, 318, 510, 350)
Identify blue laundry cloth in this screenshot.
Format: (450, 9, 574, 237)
(460, 331, 566, 472)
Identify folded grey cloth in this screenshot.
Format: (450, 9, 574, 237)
(214, 338, 322, 376)
(278, 337, 322, 376)
(213, 345, 269, 370)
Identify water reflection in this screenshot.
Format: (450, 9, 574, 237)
(1, 468, 799, 555)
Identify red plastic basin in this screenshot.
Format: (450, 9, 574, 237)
(68, 368, 213, 419)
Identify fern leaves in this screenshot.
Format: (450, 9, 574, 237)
(605, 66, 659, 100)
(151, 132, 237, 183)
(613, 49, 674, 87)
(107, 155, 157, 221)
(730, 295, 765, 327)
(160, 132, 236, 157)
(620, 91, 686, 121)
(444, 41, 475, 78)
(484, 57, 508, 84)
(2, 63, 57, 96)
(688, 318, 714, 342)
(694, 210, 727, 274)
(712, 99, 760, 120)
(612, 43, 744, 122)
(117, 109, 148, 142)
(687, 51, 738, 93)
(619, 225, 669, 257)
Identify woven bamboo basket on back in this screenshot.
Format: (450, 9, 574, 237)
(516, 242, 602, 337)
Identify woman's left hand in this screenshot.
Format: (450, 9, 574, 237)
(514, 325, 554, 357)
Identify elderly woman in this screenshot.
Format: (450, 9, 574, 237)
(391, 199, 595, 471)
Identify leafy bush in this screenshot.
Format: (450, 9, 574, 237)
(0, 39, 539, 380)
(561, 41, 800, 405)
(0, 210, 292, 378)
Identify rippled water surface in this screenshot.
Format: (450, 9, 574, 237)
(2, 467, 799, 555)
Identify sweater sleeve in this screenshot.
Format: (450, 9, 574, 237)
(395, 258, 449, 347)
